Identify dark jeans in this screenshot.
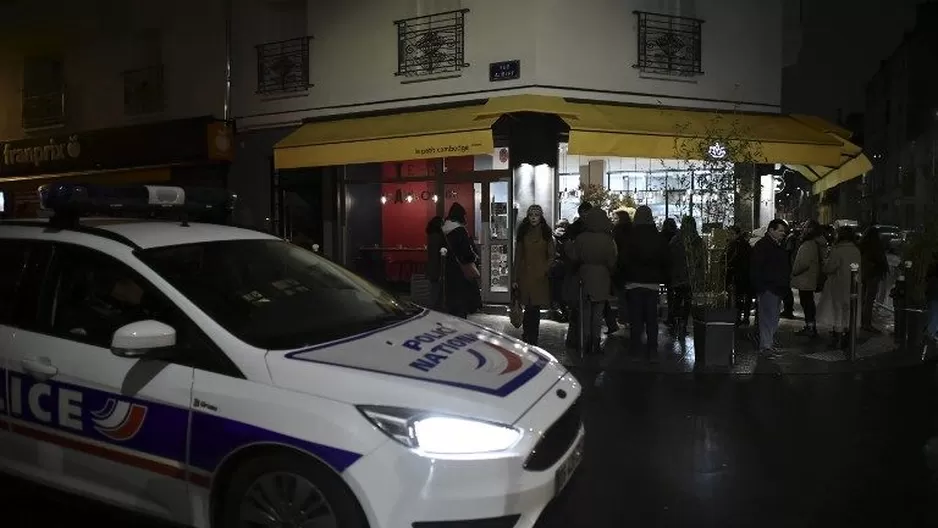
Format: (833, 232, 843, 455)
(735, 286, 752, 322)
(862, 277, 880, 327)
(522, 305, 542, 345)
(629, 288, 659, 355)
(799, 290, 817, 324)
(665, 286, 675, 324)
(783, 288, 795, 315)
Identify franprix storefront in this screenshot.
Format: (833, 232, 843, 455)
(0, 117, 234, 218)
(272, 95, 870, 303)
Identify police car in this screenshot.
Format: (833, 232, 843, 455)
(0, 184, 584, 528)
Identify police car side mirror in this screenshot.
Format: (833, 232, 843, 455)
(110, 320, 177, 359)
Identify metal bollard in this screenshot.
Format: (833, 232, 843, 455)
(577, 279, 586, 356)
(894, 261, 910, 342)
(848, 263, 859, 361)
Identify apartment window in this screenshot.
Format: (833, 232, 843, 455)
(394, 9, 469, 79)
(256, 37, 313, 95)
(22, 56, 65, 129)
(634, 11, 703, 77)
(123, 29, 164, 115)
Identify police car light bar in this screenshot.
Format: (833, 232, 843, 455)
(38, 183, 237, 217)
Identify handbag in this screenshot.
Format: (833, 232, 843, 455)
(444, 228, 481, 280)
(509, 287, 523, 328)
(815, 240, 827, 292)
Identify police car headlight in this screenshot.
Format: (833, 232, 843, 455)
(358, 406, 522, 455)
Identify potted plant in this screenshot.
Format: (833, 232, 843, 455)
(576, 183, 637, 219)
(899, 219, 938, 353)
(667, 110, 764, 368)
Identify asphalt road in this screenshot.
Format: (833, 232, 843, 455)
(3, 365, 938, 528)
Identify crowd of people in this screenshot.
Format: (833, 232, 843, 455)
(424, 200, 920, 361)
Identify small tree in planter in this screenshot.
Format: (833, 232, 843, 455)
(667, 111, 765, 367)
(568, 183, 637, 219)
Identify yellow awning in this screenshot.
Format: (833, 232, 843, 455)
(563, 103, 845, 166)
(274, 105, 497, 169)
(785, 115, 872, 194)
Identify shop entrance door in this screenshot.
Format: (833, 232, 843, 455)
(444, 171, 513, 305)
(478, 176, 512, 304)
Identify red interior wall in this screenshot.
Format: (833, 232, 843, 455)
(377, 158, 477, 281)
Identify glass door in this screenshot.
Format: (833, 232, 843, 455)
(480, 177, 512, 304)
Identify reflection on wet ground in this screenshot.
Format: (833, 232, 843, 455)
(5, 364, 938, 528)
(538, 365, 938, 528)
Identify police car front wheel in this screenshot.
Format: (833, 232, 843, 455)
(218, 451, 368, 528)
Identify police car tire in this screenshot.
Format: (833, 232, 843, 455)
(218, 451, 368, 528)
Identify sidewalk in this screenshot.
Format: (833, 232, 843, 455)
(469, 301, 936, 375)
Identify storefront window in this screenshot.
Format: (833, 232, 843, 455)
(344, 161, 441, 293)
(557, 143, 739, 229)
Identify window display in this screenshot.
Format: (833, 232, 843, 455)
(557, 144, 737, 228)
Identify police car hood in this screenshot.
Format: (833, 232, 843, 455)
(265, 311, 569, 424)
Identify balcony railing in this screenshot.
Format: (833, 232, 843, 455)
(123, 65, 165, 116)
(634, 11, 703, 77)
(256, 36, 313, 95)
(22, 90, 66, 129)
(395, 9, 469, 78)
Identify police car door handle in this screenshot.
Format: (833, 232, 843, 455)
(21, 358, 59, 380)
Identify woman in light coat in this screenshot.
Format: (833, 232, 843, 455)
(790, 220, 827, 337)
(821, 225, 862, 349)
(512, 205, 554, 345)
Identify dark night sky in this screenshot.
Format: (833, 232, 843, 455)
(783, 0, 924, 121)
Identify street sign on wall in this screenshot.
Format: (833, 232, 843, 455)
(489, 60, 521, 82)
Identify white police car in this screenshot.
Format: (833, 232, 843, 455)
(0, 184, 584, 528)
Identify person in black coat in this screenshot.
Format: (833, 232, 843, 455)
(623, 206, 669, 360)
(612, 209, 633, 326)
(726, 226, 753, 325)
(441, 202, 481, 318)
(750, 219, 791, 356)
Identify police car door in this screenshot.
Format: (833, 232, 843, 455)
(4, 241, 195, 523)
(0, 238, 52, 475)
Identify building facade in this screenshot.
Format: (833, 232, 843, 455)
(222, 0, 865, 301)
(0, 0, 234, 218)
(862, 2, 938, 228)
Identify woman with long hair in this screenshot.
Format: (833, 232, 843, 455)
(790, 220, 827, 337)
(441, 203, 481, 318)
(512, 205, 554, 345)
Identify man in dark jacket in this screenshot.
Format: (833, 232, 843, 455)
(751, 219, 790, 357)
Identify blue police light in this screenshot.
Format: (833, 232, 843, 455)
(38, 183, 237, 219)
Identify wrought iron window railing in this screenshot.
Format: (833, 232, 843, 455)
(634, 11, 703, 77)
(394, 9, 469, 78)
(123, 65, 165, 116)
(256, 36, 313, 95)
(22, 90, 66, 129)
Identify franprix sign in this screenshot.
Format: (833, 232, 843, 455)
(0, 117, 229, 179)
(1, 135, 81, 170)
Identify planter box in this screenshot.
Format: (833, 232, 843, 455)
(692, 306, 736, 368)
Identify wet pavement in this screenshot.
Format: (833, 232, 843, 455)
(4, 305, 938, 528)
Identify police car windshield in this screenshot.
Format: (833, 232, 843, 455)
(137, 239, 422, 350)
